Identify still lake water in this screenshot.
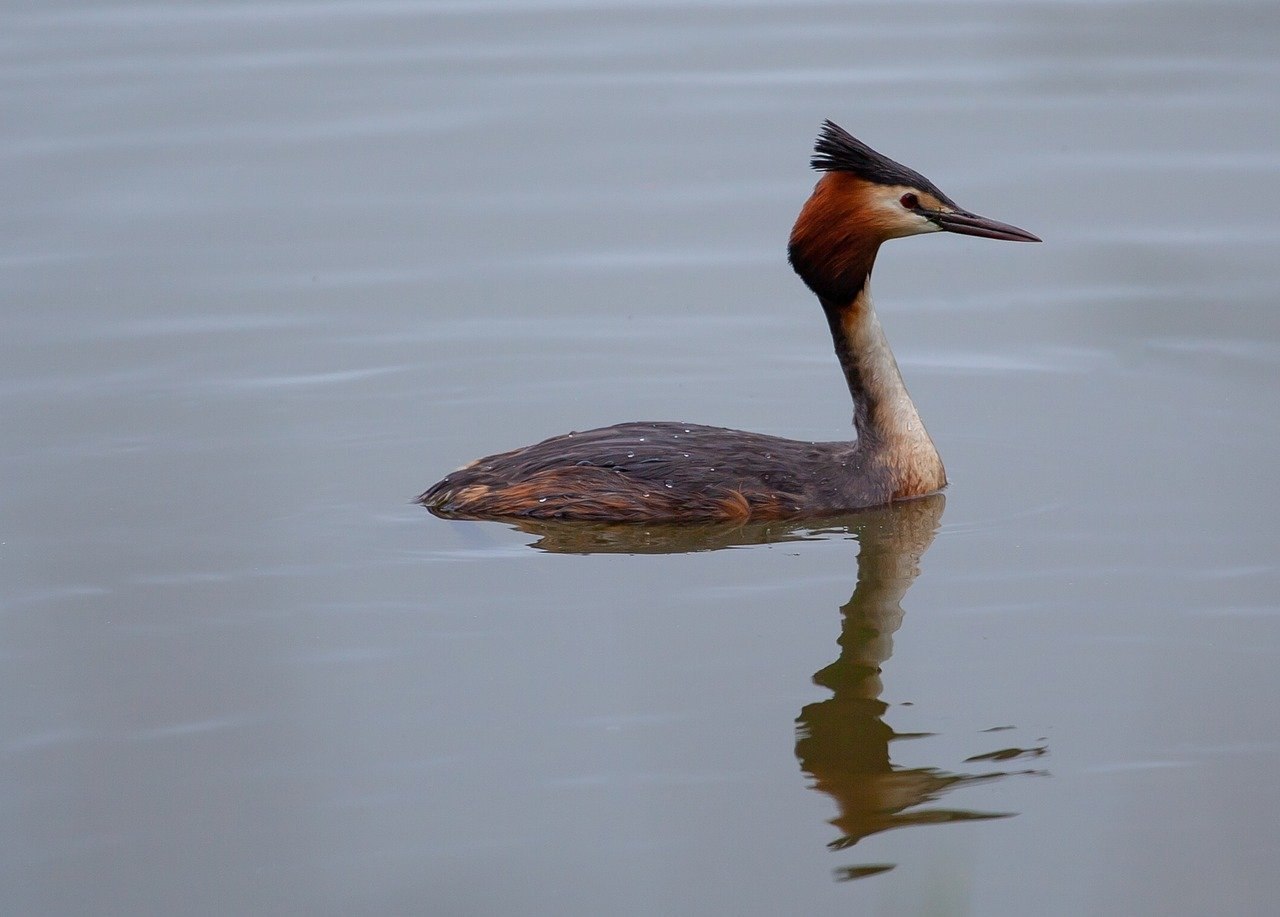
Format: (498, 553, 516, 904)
(5, 1, 1279, 914)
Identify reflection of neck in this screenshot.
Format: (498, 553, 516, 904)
(795, 496, 948, 850)
(795, 496, 1026, 869)
(822, 287, 946, 499)
(812, 497, 943, 699)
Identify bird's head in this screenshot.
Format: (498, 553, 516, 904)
(789, 120, 1040, 303)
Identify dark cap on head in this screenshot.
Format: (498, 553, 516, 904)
(810, 120, 957, 208)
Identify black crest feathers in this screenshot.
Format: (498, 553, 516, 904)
(810, 120, 956, 207)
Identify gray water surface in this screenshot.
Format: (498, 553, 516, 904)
(5, 2, 1280, 915)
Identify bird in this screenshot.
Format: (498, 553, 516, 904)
(420, 120, 1039, 522)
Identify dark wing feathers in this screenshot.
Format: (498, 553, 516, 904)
(420, 421, 841, 521)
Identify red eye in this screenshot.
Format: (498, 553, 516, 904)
(900, 193, 920, 209)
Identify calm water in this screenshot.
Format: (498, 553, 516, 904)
(5, 1, 1279, 914)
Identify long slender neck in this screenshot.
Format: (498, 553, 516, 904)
(825, 286, 946, 496)
(821, 284, 913, 439)
(789, 175, 946, 497)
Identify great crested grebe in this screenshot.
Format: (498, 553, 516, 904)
(421, 121, 1039, 522)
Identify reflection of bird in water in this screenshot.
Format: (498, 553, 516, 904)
(421, 121, 1038, 522)
(500, 495, 1045, 882)
(498, 512, 863, 555)
(794, 495, 1042, 881)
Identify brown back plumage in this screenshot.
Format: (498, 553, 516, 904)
(420, 422, 890, 522)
